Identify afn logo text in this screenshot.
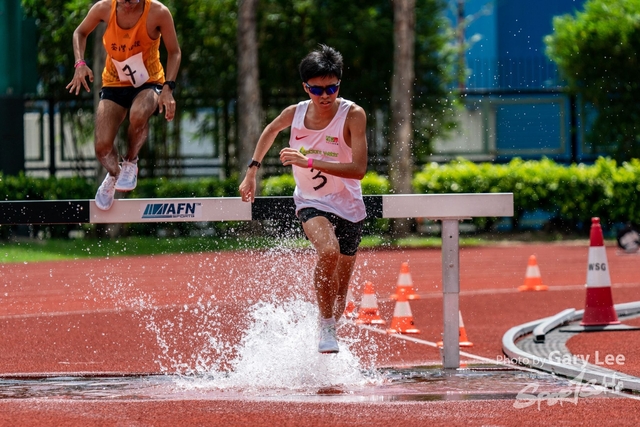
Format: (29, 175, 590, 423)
(141, 202, 202, 219)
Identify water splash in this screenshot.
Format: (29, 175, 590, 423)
(89, 245, 382, 394)
(196, 299, 377, 390)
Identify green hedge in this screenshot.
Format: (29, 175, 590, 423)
(0, 173, 95, 200)
(130, 176, 240, 199)
(260, 171, 390, 196)
(3, 157, 639, 237)
(0, 171, 390, 200)
(0, 173, 240, 238)
(0, 173, 239, 201)
(413, 157, 640, 231)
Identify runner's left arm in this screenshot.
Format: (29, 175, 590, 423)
(157, 6, 181, 121)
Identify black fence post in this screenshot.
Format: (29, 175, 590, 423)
(48, 97, 57, 177)
(0, 96, 25, 175)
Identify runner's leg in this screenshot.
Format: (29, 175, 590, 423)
(302, 216, 341, 320)
(126, 87, 159, 161)
(333, 254, 357, 321)
(95, 99, 127, 176)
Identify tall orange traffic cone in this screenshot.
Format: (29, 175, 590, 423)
(355, 281, 385, 325)
(581, 217, 620, 326)
(390, 262, 419, 300)
(343, 286, 357, 319)
(437, 311, 474, 348)
(518, 255, 548, 291)
(386, 292, 420, 334)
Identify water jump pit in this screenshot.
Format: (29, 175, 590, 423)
(1, 364, 595, 403)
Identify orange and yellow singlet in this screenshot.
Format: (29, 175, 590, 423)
(102, 0, 165, 87)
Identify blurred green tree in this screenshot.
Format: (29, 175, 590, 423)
(22, 0, 456, 175)
(545, 0, 640, 161)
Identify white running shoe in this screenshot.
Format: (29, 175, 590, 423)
(318, 321, 340, 354)
(95, 173, 117, 211)
(115, 160, 138, 192)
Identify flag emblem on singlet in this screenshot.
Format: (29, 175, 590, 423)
(325, 136, 339, 145)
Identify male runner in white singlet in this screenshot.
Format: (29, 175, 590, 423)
(239, 45, 368, 354)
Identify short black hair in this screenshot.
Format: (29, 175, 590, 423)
(298, 44, 343, 82)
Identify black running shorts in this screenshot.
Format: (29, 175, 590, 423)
(297, 207, 364, 256)
(99, 83, 162, 110)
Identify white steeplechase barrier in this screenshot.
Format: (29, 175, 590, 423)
(0, 193, 514, 369)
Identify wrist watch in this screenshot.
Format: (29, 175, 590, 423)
(163, 81, 176, 90)
(247, 159, 261, 169)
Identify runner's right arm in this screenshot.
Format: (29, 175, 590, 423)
(239, 105, 296, 202)
(66, 0, 111, 95)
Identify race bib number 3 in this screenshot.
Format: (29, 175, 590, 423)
(296, 166, 345, 199)
(111, 52, 150, 88)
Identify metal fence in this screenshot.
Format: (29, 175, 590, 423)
(20, 88, 591, 181)
(22, 95, 394, 180)
(23, 97, 229, 180)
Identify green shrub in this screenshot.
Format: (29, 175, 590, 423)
(261, 174, 296, 196)
(0, 174, 238, 239)
(4, 159, 638, 238)
(361, 171, 391, 195)
(131, 176, 238, 199)
(0, 172, 94, 200)
(360, 172, 391, 234)
(261, 171, 391, 196)
(413, 157, 640, 232)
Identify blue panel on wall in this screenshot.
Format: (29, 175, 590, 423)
(497, 0, 585, 58)
(496, 0, 585, 89)
(459, 0, 586, 90)
(461, 0, 497, 89)
(494, 96, 569, 159)
(465, 0, 497, 58)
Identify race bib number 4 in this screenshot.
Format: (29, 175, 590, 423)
(111, 52, 150, 88)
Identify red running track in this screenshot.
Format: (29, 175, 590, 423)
(1, 242, 639, 426)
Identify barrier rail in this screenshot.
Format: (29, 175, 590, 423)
(0, 193, 514, 369)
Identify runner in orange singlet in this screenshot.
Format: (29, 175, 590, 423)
(66, 0, 181, 210)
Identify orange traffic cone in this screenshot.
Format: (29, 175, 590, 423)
(343, 286, 357, 319)
(518, 255, 548, 291)
(386, 292, 420, 334)
(390, 262, 419, 300)
(581, 217, 620, 326)
(355, 281, 386, 325)
(437, 311, 473, 347)
(458, 311, 474, 347)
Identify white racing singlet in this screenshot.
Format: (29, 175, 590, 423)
(289, 99, 366, 223)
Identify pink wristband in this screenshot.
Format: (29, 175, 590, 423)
(74, 60, 86, 69)
(307, 158, 314, 168)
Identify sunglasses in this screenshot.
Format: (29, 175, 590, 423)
(304, 81, 341, 96)
(117, 0, 141, 3)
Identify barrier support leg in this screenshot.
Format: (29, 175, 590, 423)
(441, 219, 460, 369)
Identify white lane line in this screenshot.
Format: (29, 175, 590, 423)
(0, 304, 173, 320)
(376, 282, 640, 301)
(356, 323, 541, 374)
